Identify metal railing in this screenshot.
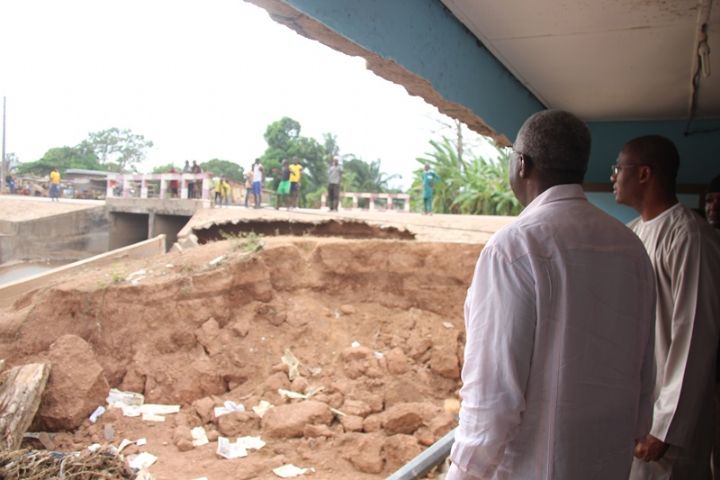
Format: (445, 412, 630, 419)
(386, 427, 455, 480)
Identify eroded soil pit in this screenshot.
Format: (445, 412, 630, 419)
(0, 237, 482, 479)
(192, 219, 416, 244)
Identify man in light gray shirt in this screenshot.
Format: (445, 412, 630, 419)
(327, 157, 342, 211)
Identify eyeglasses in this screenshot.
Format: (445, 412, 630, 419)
(611, 164, 647, 176)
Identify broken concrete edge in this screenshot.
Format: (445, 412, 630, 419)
(0, 235, 167, 310)
(245, 0, 511, 147)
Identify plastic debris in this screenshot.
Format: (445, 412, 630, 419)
(216, 437, 248, 459)
(191, 427, 209, 447)
(351, 341, 361, 348)
(87, 443, 102, 453)
(278, 389, 307, 400)
(127, 452, 158, 470)
(252, 400, 273, 418)
(89, 405, 106, 423)
(117, 439, 134, 453)
(142, 413, 165, 422)
(442, 321, 453, 329)
(136, 471, 155, 480)
(236, 436, 266, 451)
(107, 388, 144, 408)
(208, 255, 226, 266)
(141, 404, 181, 415)
(213, 400, 245, 418)
(373, 351, 384, 359)
(136, 438, 147, 446)
(281, 349, 300, 381)
(273, 464, 311, 478)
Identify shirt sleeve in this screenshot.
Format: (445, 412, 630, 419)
(449, 245, 536, 479)
(651, 227, 718, 447)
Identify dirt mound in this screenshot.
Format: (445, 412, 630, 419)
(0, 238, 481, 479)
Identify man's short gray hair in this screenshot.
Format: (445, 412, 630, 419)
(516, 110, 591, 176)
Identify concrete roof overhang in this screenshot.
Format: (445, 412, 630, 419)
(247, 0, 719, 191)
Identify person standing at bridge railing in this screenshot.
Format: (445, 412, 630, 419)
(49, 167, 61, 202)
(251, 158, 264, 208)
(327, 157, 342, 212)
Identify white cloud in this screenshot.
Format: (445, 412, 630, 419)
(0, 0, 497, 189)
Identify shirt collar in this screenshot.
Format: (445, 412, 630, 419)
(519, 184, 587, 218)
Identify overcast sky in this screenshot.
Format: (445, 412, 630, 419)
(0, 0, 497, 189)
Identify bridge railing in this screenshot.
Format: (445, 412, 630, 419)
(106, 173, 212, 200)
(320, 191, 410, 212)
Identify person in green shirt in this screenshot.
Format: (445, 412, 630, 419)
(422, 164, 440, 214)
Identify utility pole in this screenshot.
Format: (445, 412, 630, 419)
(1, 96, 6, 194)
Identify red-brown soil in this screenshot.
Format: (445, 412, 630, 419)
(0, 237, 482, 479)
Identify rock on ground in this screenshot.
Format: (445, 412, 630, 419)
(261, 400, 333, 438)
(34, 335, 109, 431)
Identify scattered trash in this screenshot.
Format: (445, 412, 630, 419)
(191, 427, 209, 447)
(278, 389, 307, 400)
(213, 400, 245, 418)
(216, 437, 247, 459)
(103, 424, 115, 441)
(281, 349, 300, 381)
(141, 404, 181, 415)
(88, 443, 102, 453)
(273, 464, 312, 478)
(142, 413, 165, 422)
(127, 269, 147, 279)
(351, 341, 361, 348)
(208, 255, 226, 267)
(252, 400, 273, 418)
(127, 452, 158, 470)
(24, 431, 55, 450)
(235, 436, 266, 451)
(136, 438, 147, 446)
(117, 439, 134, 453)
(330, 407, 347, 417)
(107, 389, 144, 408)
(442, 321, 453, 329)
(373, 351, 384, 359)
(136, 470, 155, 480)
(89, 405, 106, 423)
(307, 366, 322, 377)
(165, 264, 174, 268)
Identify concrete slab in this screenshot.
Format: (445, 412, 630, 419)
(0, 195, 104, 223)
(181, 206, 516, 244)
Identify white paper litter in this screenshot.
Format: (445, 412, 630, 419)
(142, 413, 165, 422)
(127, 269, 146, 279)
(252, 400, 274, 418)
(127, 452, 157, 470)
(281, 349, 300, 381)
(442, 321, 453, 329)
(117, 439, 134, 453)
(278, 389, 307, 400)
(87, 443, 102, 453)
(235, 436, 266, 451)
(373, 351, 384, 359)
(191, 427, 209, 447)
(273, 464, 311, 478)
(351, 341, 361, 348)
(216, 437, 248, 459)
(136, 470, 155, 480)
(208, 255, 226, 266)
(107, 389, 144, 408)
(140, 404, 181, 415)
(136, 438, 147, 446)
(89, 405, 106, 423)
(213, 400, 245, 418)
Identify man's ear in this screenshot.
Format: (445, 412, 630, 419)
(519, 154, 530, 179)
(638, 165, 652, 184)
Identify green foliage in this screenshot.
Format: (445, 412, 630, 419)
(411, 138, 522, 216)
(220, 230, 264, 253)
(78, 127, 153, 172)
(342, 156, 400, 193)
(152, 163, 179, 174)
(16, 146, 104, 175)
(200, 159, 244, 182)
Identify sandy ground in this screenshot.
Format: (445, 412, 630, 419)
(2, 236, 481, 479)
(0, 195, 104, 222)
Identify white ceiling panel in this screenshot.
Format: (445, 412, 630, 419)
(441, 0, 720, 120)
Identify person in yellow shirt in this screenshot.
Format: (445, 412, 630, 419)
(221, 177, 232, 206)
(49, 167, 61, 202)
(288, 159, 303, 209)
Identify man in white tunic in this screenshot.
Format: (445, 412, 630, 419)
(612, 135, 720, 479)
(447, 110, 656, 479)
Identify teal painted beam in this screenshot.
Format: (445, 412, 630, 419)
(283, 0, 544, 140)
(587, 120, 720, 184)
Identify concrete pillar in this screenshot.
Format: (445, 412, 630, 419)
(321, 193, 327, 210)
(150, 213, 191, 251)
(352, 194, 358, 210)
(122, 176, 131, 198)
(140, 176, 149, 198)
(181, 175, 189, 199)
(159, 175, 167, 200)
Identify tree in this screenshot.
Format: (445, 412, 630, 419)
(200, 159, 244, 182)
(16, 146, 103, 176)
(342, 156, 400, 193)
(411, 138, 522, 216)
(152, 163, 179, 174)
(78, 128, 153, 172)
